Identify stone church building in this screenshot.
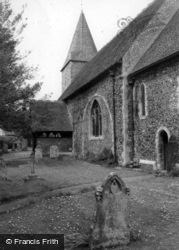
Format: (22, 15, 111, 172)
(33, 0, 179, 172)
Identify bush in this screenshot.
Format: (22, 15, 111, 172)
(169, 166, 179, 177)
(97, 147, 113, 161)
(84, 151, 96, 161)
(85, 147, 115, 166)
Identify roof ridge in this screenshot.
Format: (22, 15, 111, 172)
(130, 4, 179, 75)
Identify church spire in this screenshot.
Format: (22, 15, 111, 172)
(61, 11, 97, 71)
(61, 11, 97, 93)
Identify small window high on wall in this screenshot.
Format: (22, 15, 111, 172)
(91, 100, 102, 137)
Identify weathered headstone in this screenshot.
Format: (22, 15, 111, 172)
(50, 145, 59, 159)
(16, 141, 21, 150)
(3, 143, 8, 153)
(0, 157, 7, 180)
(12, 143, 15, 151)
(21, 139, 28, 151)
(35, 146, 43, 159)
(90, 172, 130, 249)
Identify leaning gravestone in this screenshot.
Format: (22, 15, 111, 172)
(35, 146, 43, 159)
(90, 172, 130, 249)
(50, 145, 59, 159)
(0, 157, 7, 180)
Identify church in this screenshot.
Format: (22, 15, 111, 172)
(32, 0, 179, 172)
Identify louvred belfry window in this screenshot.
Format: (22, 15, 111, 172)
(91, 100, 102, 137)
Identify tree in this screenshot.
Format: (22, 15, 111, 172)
(40, 92, 53, 101)
(0, 0, 42, 137)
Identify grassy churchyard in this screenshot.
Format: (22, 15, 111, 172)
(0, 150, 179, 249)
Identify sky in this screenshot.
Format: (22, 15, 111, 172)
(10, 0, 153, 100)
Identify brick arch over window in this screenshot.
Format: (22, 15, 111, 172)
(91, 99, 102, 137)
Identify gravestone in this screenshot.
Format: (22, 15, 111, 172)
(50, 145, 59, 159)
(90, 172, 130, 249)
(16, 141, 21, 150)
(21, 139, 28, 151)
(0, 157, 7, 180)
(3, 143, 8, 153)
(12, 144, 15, 151)
(35, 146, 43, 159)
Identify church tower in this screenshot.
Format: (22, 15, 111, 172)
(61, 11, 97, 93)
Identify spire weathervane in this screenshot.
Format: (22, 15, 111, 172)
(81, 0, 83, 11)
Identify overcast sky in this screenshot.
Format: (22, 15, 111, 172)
(10, 0, 153, 100)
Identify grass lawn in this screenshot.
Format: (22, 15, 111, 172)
(0, 156, 146, 203)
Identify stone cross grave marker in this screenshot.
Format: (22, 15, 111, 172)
(90, 172, 130, 249)
(25, 151, 38, 180)
(35, 146, 43, 159)
(50, 145, 59, 159)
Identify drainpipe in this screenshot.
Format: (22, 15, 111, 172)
(109, 70, 117, 164)
(128, 77, 135, 163)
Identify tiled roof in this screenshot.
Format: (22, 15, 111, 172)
(131, 7, 179, 75)
(60, 0, 165, 100)
(61, 11, 97, 71)
(30, 101, 73, 132)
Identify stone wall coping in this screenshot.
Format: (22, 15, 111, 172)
(140, 159, 156, 165)
(140, 159, 157, 170)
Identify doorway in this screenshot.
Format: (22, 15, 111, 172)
(158, 130, 169, 171)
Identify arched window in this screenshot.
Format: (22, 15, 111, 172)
(91, 100, 102, 137)
(140, 83, 147, 117)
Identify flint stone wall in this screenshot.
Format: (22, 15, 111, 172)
(133, 56, 179, 164)
(66, 70, 124, 164)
